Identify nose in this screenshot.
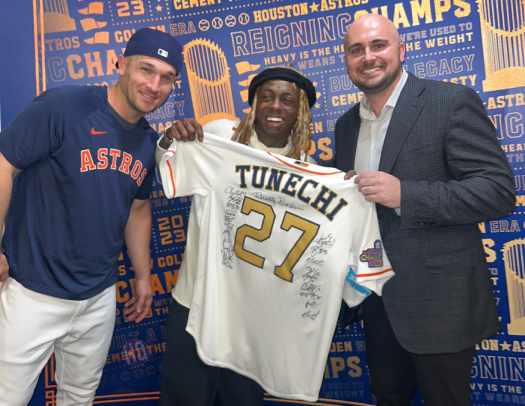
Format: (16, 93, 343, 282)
(362, 47, 375, 63)
(269, 97, 282, 110)
(146, 75, 161, 93)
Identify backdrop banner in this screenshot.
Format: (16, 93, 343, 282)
(0, 0, 523, 405)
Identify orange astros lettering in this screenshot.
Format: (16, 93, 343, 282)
(80, 149, 147, 186)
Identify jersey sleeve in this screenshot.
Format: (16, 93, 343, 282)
(158, 133, 225, 198)
(135, 162, 155, 200)
(0, 88, 66, 170)
(343, 201, 394, 307)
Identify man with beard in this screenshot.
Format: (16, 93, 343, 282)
(155, 67, 318, 406)
(0, 28, 183, 406)
(333, 14, 515, 406)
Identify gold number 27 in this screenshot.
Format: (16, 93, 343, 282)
(234, 197, 320, 282)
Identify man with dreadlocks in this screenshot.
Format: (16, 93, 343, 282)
(155, 67, 317, 405)
(156, 66, 316, 162)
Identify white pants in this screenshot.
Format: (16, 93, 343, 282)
(0, 278, 116, 406)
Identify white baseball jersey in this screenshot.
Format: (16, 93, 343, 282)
(159, 133, 393, 401)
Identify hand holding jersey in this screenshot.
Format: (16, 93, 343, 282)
(354, 171, 401, 208)
(163, 117, 203, 145)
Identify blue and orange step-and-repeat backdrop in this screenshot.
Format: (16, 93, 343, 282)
(1, 0, 525, 405)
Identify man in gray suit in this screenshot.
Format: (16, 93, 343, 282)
(334, 14, 515, 406)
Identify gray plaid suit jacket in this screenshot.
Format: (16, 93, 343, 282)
(333, 72, 516, 354)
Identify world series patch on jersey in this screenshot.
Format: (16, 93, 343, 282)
(159, 133, 394, 401)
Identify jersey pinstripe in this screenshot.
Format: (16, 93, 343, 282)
(159, 133, 394, 401)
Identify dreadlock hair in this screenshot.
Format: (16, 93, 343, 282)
(231, 83, 312, 161)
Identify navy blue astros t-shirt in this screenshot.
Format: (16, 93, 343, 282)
(0, 85, 157, 300)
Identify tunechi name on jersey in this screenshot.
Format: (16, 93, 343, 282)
(235, 165, 348, 221)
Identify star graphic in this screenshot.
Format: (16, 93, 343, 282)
(313, 81, 318, 87)
(316, 92, 321, 99)
(156, 5, 162, 11)
(315, 103, 321, 109)
(310, 2, 319, 12)
(500, 341, 511, 351)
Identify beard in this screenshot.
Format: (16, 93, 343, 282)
(351, 65, 402, 95)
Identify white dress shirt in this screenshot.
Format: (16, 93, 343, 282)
(354, 69, 408, 174)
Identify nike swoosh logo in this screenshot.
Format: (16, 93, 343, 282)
(91, 127, 108, 135)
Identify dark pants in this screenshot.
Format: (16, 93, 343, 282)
(159, 299, 265, 406)
(362, 293, 476, 406)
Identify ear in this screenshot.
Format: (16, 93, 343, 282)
(117, 55, 127, 75)
(398, 42, 406, 64)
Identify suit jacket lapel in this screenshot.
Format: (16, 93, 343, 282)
(344, 107, 360, 171)
(379, 73, 426, 174)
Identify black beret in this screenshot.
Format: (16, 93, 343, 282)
(248, 67, 317, 108)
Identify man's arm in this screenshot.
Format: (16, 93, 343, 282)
(123, 198, 153, 323)
(399, 85, 514, 227)
(0, 152, 21, 282)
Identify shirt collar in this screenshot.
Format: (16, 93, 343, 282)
(360, 69, 408, 120)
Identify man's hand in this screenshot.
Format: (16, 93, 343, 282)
(0, 253, 8, 283)
(344, 170, 357, 180)
(355, 171, 401, 208)
(159, 118, 204, 149)
(124, 275, 152, 323)
(168, 118, 204, 142)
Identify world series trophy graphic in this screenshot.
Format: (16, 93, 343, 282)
(183, 39, 238, 125)
(478, 0, 525, 91)
(42, 0, 76, 33)
(503, 239, 525, 335)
